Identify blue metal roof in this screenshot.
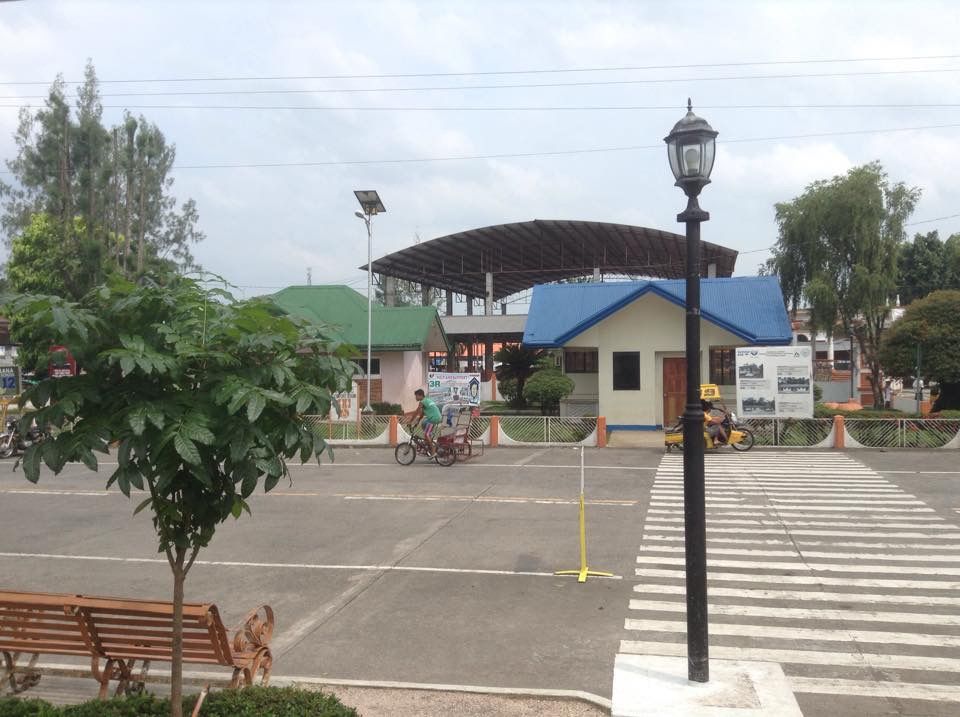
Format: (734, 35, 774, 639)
(522, 276, 792, 347)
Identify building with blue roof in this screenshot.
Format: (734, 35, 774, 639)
(522, 276, 792, 429)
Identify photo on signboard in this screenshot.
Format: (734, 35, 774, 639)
(777, 374, 811, 393)
(738, 362, 764, 379)
(741, 395, 776, 415)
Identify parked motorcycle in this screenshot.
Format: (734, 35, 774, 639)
(0, 417, 47, 459)
(664, 410, 755, 452)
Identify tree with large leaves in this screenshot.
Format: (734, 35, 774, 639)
(766, 162, 920, 407)
(5, 276, 356, 717)
(493, 344, 547, 408)
(879, 289, 960, 411)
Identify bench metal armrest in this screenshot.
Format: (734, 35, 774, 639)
(231, 605, 274, 653)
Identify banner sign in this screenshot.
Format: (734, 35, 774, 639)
(427, 372, 482, 406)
(329, 381, 360, 422)
(735, 346, 813, 419)
(0, 365, 19, 397)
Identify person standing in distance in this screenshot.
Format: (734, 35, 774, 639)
(407, 389, 442, 456)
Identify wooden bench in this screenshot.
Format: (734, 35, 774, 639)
(0, 590, 273, 699)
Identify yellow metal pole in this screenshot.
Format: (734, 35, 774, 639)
(556, 447, 614, 582)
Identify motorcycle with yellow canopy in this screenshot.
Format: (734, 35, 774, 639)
(663, 384, 755, 453)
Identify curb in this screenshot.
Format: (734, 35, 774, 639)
(29, 662, 613, 712)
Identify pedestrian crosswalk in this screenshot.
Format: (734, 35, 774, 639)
(620, 451, 960, 710)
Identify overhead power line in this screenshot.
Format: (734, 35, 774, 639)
(2, 53, 957, 85)
(3, 66, 960, 100)
(4, 102, 960, 112)
(2, 122, 958, 175)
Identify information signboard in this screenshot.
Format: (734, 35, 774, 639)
(735, 346, 813, 419)
(329, 381, 360, 422)
(427, 372, 482, 406)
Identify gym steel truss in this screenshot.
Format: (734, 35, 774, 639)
(363, 219, 738, 303)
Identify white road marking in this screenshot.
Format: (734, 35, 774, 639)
(642, 536, 960, 550)
(630, 583, 960, 606)
(628, 599, 960, 625)
(644, 527, 960, 538)
(0, 551, 621, 579)
(787, 677, 960, 702)
(619, 641, 960, 672)
(639, 545, 960, 562)
(623, 618, 960, 647)
(0, 489, 110, 496)
(635, 555, 960, 575)
(634, 566, 960, 590)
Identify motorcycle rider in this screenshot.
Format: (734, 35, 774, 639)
(702, 399, 727, 445)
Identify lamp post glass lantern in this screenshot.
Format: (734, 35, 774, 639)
(663, 99, 717, 684)
(354, 190, 385, 413)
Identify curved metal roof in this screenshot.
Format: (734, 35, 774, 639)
(365, 219, 737, 302)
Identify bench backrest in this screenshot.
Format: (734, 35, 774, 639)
(0, 591, 234, 667)
(0, 591, 90, 658)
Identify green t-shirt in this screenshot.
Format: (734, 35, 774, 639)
(421, 397, 442, 423)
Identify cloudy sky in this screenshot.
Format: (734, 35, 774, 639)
(1, 0, 958, 306)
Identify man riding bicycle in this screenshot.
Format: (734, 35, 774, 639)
(405, 388, 442, 456)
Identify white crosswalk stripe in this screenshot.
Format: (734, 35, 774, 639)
(618, 451, 960, 710)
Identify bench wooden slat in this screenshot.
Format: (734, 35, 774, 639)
(0, 639, 95, 654)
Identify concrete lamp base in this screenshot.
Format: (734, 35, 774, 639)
(612, 655, 802, 717)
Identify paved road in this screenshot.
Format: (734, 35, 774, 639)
(621, 450, 960, 717)
(1, 446, 958, 716)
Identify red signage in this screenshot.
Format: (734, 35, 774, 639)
(48, 345, 77, 378)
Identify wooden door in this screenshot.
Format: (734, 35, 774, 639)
(662, 357, 687, 426)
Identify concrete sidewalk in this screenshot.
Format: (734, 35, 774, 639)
(10, 669, 611, 716)
(606, 430, 666, 448)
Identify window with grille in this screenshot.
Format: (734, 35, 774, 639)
(564, 350, 598, 373)
(709, 347, 736, 386)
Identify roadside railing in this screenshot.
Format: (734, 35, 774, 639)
(299, 414, 960, 449)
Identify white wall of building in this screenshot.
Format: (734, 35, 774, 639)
(378, 351, 428, 407)
(564, 293, 745, 427)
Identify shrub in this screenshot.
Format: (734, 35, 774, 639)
(370, 401, 402, 415)
(498, 377, 521, 407)
(523, 369, 575, 415)
(1, 687, 358, 717)
(812, 384, 823, 402)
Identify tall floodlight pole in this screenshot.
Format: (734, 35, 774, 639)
(664, 99, 718, 683)
(354, 190, 386, 413)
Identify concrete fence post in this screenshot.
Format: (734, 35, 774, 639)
(597, 417, 607, 448)
(489, 415, 500, 447)
(389, 415, 398, 446)
(833, 415, 845, 449)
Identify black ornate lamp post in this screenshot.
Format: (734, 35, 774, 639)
(664, 99, 718, 683)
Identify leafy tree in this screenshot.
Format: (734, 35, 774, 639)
(897, 231, 949, 304)
(493, 344, 546, 408)
(879, 289, 960, 410)
(766, 162, 920, 407)
(4, 276, 355, 717)
(1, 61, 204, 293)
(523, 368, 575, 415)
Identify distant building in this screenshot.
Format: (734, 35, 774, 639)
(271, 286, 450, 407)
(522, 276, 792, 428)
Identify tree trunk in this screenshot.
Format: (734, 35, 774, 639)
(137, 156, 146, 274)
(170, 547, 186, 717)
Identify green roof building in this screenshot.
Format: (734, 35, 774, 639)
(271, 285, 449, 407)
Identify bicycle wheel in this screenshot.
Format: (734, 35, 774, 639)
(394, 442, 416, 465)
(731, 428, 755, 451)
(435, 445, 456, 467)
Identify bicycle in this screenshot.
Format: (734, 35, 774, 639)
(395, 425, 456, 467)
